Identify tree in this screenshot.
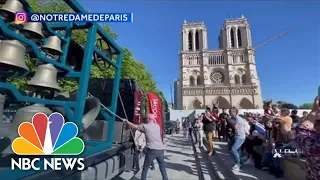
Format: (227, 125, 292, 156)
(10, 0, 165, 106)
(299, 103, 312, 109)
(281, 103, 298, 109)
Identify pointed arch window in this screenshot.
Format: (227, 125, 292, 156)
(230, 28, 235, 48)
(195, 31, 200, 50)
(196, 75, 201, 85)
(237, 28, 242, 47)
(188, 31, 193, 51)
(234, 75, 240, 84)
(189, 76, 195, 86)
(241, 74, 246, 84)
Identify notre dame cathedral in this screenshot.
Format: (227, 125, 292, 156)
(174, 16, 263, 110)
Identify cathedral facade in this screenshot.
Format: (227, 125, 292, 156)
(176, 16, 263, 110)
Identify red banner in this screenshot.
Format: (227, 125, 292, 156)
(133, 90, 143, 124)
(147, 92, 163, 139)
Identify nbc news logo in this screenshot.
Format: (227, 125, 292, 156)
(11, 113, 85, 171)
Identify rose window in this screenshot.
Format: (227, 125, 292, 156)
(210, 72, 224, 84)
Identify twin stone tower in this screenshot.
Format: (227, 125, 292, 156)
(174, 16, 263, 110)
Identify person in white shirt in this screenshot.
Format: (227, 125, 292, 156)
(194, 117, 204, 147)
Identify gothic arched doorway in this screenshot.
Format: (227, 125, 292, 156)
(215, 96, 231, 109)
(239, 98, 254, 109)
(193, 98, 202, 109)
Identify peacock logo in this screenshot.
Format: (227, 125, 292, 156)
(12, 112, 84, 155)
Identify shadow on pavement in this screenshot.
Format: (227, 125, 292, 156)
(165, 149, 194, 158)
(204, 140, 283, 180)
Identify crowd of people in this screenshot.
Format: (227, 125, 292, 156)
(123, 97, 319, 180)
(184, 98, 319, 179)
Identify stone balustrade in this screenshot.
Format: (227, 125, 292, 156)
(182, 83, 257, 96)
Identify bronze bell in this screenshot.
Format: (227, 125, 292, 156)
(0, 40, 29, 71)
(20, 22, 44, 40)
(3, 104, 52, 154)
(0, 0, 23, 22)
(27, 63, 61, 91)
(41, 36, 62, 55)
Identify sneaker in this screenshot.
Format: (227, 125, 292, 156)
(240, 157, 248, 164)
(232, 164, 241, 171)
(243, 158, 254, 165)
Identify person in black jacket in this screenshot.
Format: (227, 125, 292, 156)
(203, 109, 215, 156)
(219, 109, 228, 141)
(290, 109, 300, 127)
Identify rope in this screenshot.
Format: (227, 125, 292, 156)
(87, 92, 135, 144)
(118, 92, 135, 141)
(87, 92, 124, 120)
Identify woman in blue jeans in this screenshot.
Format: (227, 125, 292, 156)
(228, 107, 246, 171)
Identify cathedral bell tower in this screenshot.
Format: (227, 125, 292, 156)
(218, 15, 252, 49)
(181, 20, 208, 52)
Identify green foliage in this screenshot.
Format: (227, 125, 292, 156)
(11, 0, 165, 106)
(299, 103, 313, 109)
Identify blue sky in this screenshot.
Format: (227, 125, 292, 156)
(80, 1, 320, 106)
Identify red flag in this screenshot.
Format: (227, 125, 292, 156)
(147, 92, 163, 139)
(133, 90, 143, 124)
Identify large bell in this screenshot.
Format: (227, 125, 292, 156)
(0, 0, 23, 22)
(0, 40, 29, 71)
(2, 104, 52, 154)
(41, 36, 62, 55)
(53, 92, 101, 130)
(20, 22, 44, 40)
(27, 64, 61, 91)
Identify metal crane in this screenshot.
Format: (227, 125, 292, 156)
(254, 29, 292, 51)
(203, 29, 292, 110)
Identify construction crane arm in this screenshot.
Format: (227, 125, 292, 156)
(254, 29, 292, 50)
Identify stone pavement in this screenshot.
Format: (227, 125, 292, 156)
(131, 133, 215, 180)
(119, 133, 283, 180)
(201, 139, 284, 180)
